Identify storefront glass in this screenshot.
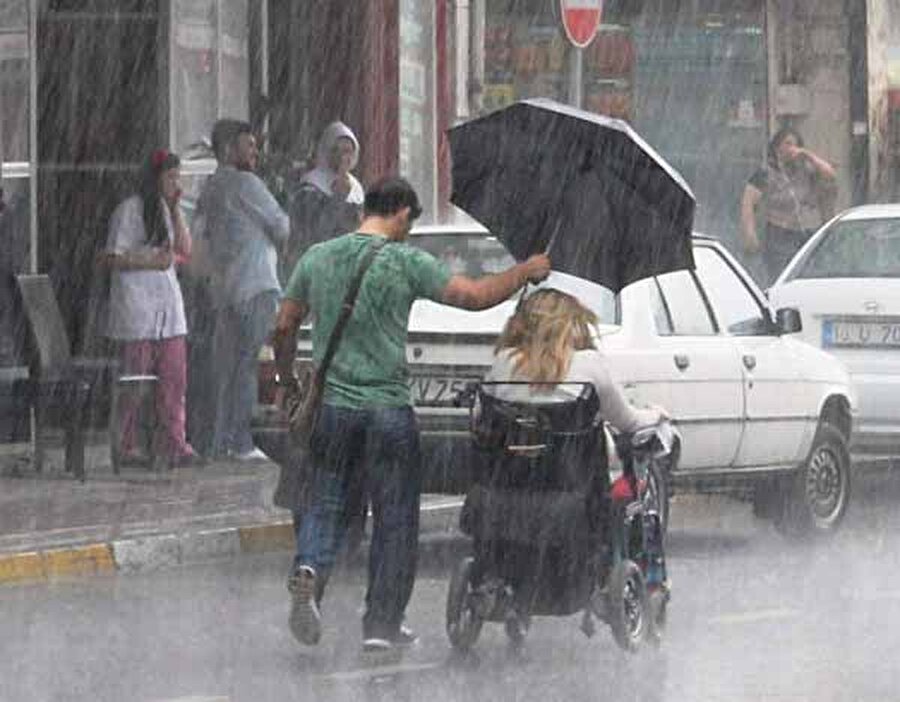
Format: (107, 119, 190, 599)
(0, 1, 28, 163)
(399, 0, 436, 220)
(477, 0, 767, 262)
(631, 2, 766, 258)
(172, 0, 250, 156)
(0, 0, 32, 368)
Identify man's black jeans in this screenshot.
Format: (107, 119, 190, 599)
(293, 403, 422, 640)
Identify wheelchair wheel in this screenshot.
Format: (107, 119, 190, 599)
(607, 560, 648, 652)
(646, 589, 668, 647)
(446, 557, 483, 652)
(504, 611, 529, 650)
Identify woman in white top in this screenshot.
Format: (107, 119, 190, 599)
(488, 288, 665, 433)
(105, 150, 200, 467)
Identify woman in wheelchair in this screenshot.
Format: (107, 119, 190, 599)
(448, 287, 671, 651)
(487, 287, 665, 432)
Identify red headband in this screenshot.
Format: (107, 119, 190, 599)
(151, 149, 169, 169)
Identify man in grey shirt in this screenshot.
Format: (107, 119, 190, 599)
(195, 119, 290, 460)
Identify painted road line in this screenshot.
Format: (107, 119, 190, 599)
(0, 552, 44, 583)
(0, 545, 116, 584)
(237, 522, 294, 553)
(322, 662, 442, 683)
(42, 544, 115, 577)
(709, 608, 800, 625)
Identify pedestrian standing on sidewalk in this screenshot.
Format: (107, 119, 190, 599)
(282, 121, 365, 282)
(741, 126, 838, 284)
(105, 149, 202, 468)
(197, 119, 290, 461)
(272, 176, 551, 651)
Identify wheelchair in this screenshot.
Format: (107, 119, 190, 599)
(446, 382, 671, 653)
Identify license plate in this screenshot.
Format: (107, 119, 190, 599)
(823, 319, 900, 348)
(409, 376, 470, 405)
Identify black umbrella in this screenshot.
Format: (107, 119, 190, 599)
(449, 98, 696, 292)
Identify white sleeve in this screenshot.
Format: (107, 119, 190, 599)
(107, 198, 143, 255)
(582, 355, 662, 433)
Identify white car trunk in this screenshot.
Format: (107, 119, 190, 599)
(772, 277, 900, 443)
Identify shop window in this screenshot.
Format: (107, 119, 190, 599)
(0, 1, 29, 164)
(399, 0, 436, 221)
(172, 0, 250, 158)
(0, 0, 32, 367)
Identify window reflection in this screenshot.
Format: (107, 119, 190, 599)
(0, 0, 29, 163)
(172, 0, 249, 155)
(0, 177, 30, 365)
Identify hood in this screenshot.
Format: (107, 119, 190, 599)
(300, 121, 364, 203)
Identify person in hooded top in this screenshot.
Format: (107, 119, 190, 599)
(283, 121, 365, 281)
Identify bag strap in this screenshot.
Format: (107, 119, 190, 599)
(315, 237, 389, 381)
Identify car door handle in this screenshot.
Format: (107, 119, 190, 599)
(673, 354, 690, 371)
(743, 354, 756, 371)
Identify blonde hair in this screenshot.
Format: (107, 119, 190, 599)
(496, 289, 597, 387)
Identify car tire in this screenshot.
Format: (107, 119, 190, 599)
(776, 423, 851, 538)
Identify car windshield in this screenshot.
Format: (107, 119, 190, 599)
(794, 218, 900, 280)
(411, 233, 518, 277)
(410, 232, 617, 323)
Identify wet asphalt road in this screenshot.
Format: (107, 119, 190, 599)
(4, 472, 900, 702)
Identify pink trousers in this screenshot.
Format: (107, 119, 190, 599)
(118, 336, 193, 459)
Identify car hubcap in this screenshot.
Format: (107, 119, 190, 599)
(805, 446, 844, 525)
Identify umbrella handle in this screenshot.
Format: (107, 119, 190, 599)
(515, 282, 530, 311)
(545, 217, 562, 256)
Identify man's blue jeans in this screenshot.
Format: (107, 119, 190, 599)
(211, 291, 278, 457)
(293, 403, 422, 640)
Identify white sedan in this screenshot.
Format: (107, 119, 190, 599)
(769, 204, 900, 468)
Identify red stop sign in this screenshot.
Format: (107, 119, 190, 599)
(560, 0, 603, 48)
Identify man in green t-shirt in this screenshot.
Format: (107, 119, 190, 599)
(273, 177, 550, 651)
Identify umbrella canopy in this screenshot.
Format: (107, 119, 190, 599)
(449, 98, 696, 292)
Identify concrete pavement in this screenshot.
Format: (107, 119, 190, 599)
(0, 437, 463, 585)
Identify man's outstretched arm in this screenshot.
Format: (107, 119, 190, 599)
(441, 254, 551, 311)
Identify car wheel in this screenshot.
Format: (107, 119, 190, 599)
(644, 459, 670, 537)
(606, 559, 648, 653)
(446, 557, 483, 652)
(776, 423, 851, 538)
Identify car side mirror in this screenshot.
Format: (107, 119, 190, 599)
(776, 307, 802, 335)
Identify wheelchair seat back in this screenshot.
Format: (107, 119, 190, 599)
(470, 382, 605, 491)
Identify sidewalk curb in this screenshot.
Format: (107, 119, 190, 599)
(0, 499, 466, 586)
(0, 521, 299, 585)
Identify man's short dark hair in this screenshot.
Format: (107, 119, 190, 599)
(211, 119, 253, 162)
(364, 177, 422, 220)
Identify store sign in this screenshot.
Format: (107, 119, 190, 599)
(560, 0, 603, 48)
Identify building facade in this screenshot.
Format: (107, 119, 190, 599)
(0, 0, 896, 437)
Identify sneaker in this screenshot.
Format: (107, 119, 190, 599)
(232, 446, 269, 462)
(288, 566, 321, 645)
(362, 624, 418, 652)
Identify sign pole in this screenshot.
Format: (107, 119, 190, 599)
(568, 47, 584, 109)
(559, 0, 602, 109)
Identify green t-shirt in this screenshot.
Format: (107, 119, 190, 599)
(284, 233, 452, 408)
